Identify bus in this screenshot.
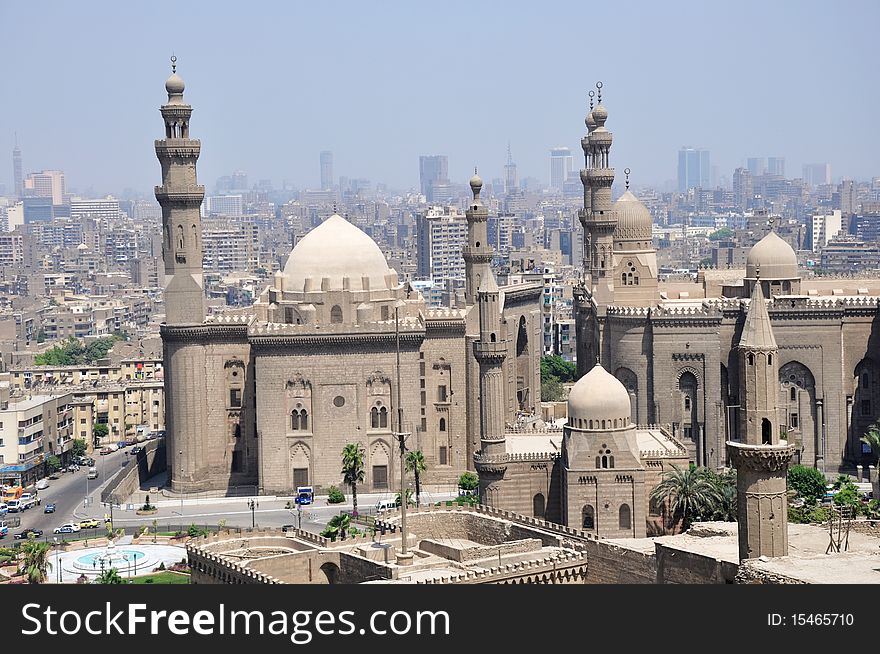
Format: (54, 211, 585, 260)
(295, 486, 314, 505)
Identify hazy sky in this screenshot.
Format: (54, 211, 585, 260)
(1, 0, 877, 196)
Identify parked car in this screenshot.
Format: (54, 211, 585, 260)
(79, 518, 100, 529)
(100, 446, 114, 455)
(116, 441, 129, 449)
(6, 499, 22, 513)
(35, 479, 49, 490)
(0, 522, 8, 538)
(44, 503, 56, 514)
(48, 473, 60, 480)
(0, 503, 7, 515)
(87, 467, 98, 480)
(129, 446, 144, 455)
(54, 523, 81, 534)
(14, 528, 43, 540)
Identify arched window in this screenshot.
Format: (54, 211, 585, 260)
(439, 417, 446, 432)
(790, 387, 797, 401)
(613, 418, 617, 428)
(292, 409, 308, 431)
(748, 353, 754, 366)
(601, 419, 606, 429)
(589, 420, 593, 429)
(621, 273, 627, 285)
(379, 406, 388, 428)
(371, 407, 379, 429)
(595, 456, 601, 468)
(601, 455, 608, 469)
(761, 417, 771, 445)
(609, 455, 615, 468)
(684, 396, 691, 411)
(533, 493, 545, 518)
(768, 354, 773, 365)
(582, 505, 595, 530)
(330, 305, 343, 323)
(619, 504, 631, 530)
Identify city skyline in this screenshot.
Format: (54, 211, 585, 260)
(1, 0, 878, 196)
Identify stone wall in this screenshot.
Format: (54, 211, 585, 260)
(101, 439, 165, 505)
(419, 537, 541, 563)
(583, 540, 657, 583)
(655, 543, 738, 584)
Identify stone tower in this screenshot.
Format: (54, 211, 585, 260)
(469, 173, 508, 505)
(574, 95, 599, 376)
(462, 169, 494, 306)
(727, 272, 795, 560)
(155, 57, 205, 325)
(584, 83, 616, 309)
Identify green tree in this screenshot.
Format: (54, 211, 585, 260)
(320, 513, 352, 541)
(20, 539, 52, 584)
(395, 488, 415, 507)
(860, 422, 880, 467)
(327, 486, 345, 504)
(703, 468, 737, 521)
(341, 443, 366, 517)
(458, 471, 479, 493)
(650, 465, 723, 530)
(541, 377, 565, 402)
(96, 568, 126, 584)
(71, 439, 87, 458)
(709, 227, 734, 241)
(540, 355, 577, 383)
(46, 455, 62, 474)
(787, 464, 827, 504)
(405, 449, 427, 506)
(831, 475, 862, 515)
(93, 423, 109, 442)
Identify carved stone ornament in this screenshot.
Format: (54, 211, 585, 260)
(726, 441, 795, 471)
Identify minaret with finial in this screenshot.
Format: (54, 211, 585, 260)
(578, 89, 596, 277)
(156, 55, 206, 325)
(463, 170, 493, 305)
(727, 265, 795, 560)
(585, 81, 616, 307)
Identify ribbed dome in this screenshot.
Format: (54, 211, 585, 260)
(568, 364, 631, 428)
(746, 230, 798, 280)
(613, 190, 653, 242)
(283, 214, 396, 292)
(165, 72, 185, 95)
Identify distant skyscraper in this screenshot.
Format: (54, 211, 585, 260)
(733, 167, 753, 209)
(747, 157, 767, 177)
(803, 163, 831, 188)
(320, 151, 333, 190)
(838, 179, 856, 215)
(504, 144, 518, 194)
(677, 147, 710, 192)
(23, 170, 65, 205)
(550, 147, 573, 191)
(419, 155, 448, 202)
(12, 136, 22, 199)
(767, 157, 785, 177)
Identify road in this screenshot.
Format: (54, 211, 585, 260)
(1, 447, 131, 541)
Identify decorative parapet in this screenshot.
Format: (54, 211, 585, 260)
(374, 503, 596, 544)
(726, 441, 795, 472)
(411, 550, 588, 585)
(186, 542, 283, 584)
(160, 322, 248, 343)
(506, 424, 564, 434)
(474, 451, 561, 464)
(205, 313, 254, 325)
(606, 305, 651, 317)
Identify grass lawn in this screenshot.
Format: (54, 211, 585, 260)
(129, 572, 190, 584)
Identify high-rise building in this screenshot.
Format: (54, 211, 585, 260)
(550, 147, 573, 191)
(70, 197, 121, 224)
(767, 157, 785, 177)
(320, 151, 333, 190)
(838, 179, 856, 216)
(12, 137, 22, 199)
(204, 194, 243, 216)
(747, 157, 766, 177)
(677, 147, 710, 192)
(802, 163, 831, 188)
(419, 155, 448, 202)
(809, 210, 843, 252)
(23, 170, 65, 205)
(504, 144, 518, 194)
(415, 206, 468, 305)
(733, 167, 753, 210)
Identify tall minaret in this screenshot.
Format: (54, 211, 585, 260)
(155, 56, 206, 325)
(727, 270, 795, 560)
(463, 170, 493, 306)
(584, 81, 616, 307)
(470, 171, 507, 456)
(578, 90, 596, 278)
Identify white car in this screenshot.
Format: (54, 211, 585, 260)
(54, 523, 81, 534)
(36, 479, 49, 490)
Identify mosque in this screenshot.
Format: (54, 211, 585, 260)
(155, 63, 542, 494)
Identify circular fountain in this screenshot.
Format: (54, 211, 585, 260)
(51, 539, 186, 583)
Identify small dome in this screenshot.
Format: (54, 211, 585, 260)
(613, 190, 653, 242)
(746, 229, 798, 280)
(585, 111, 596, 131)
(591, 104, 608, 127)
(283, 214, 397, 293)
(165, 72, 185, 96)
(469, 172, 483, 196)
(568, 364, 631, 428)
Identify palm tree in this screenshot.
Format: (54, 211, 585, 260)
(20, 539, 52, 584)
(96, 568, 125, 584)
(341, 443, 366, 517)
(405, 450, 427, 506)
(861, 422, 880, 466)
(320, 513, 352, 541)
(650, 465, 724, 531)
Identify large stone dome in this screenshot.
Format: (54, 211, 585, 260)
(613, 190, 653, 242)
(567, 363, 632, 429)
(283, 214, 397, 292)
(745, 229, 798, 280)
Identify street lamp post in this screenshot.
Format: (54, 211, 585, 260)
(54, 537, 60, 584)
(297, 501, 302, 531)
(393, 300, 412, 565)
(248, 499, 257, 528)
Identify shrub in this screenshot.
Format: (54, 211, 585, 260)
(787, 465, 827, 504)
(788, 504, 832, 524)
(327, 486, 345, 504)
(157, 561, 166, 571)
(187, 524, 209, 538)
(457, 471, 479, 493)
